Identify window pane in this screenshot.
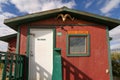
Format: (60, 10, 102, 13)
(69, 36, 86, 54)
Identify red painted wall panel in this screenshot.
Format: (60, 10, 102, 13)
(19, 25, 28, 55)
(19, 17, 110, 80)
(19, 25, 28, 80)
(8, 38, 16, 53)
(29, 18, 97, 26)
(56, 26, 110, 80)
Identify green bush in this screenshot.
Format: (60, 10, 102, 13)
(111, 53, 120, 77)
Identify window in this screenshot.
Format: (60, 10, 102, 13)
(67, 34, 90, 56)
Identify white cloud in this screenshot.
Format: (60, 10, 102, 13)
(0, 0, 9, 11)
(97, 0, 103, 5)
(42, 1, 75, 11)
(0, 13, 16, 51)
(109, 25, 120, 37)
(10, 0, 76, 13)
(109, 25, 120, 49)
(110, 42, 120, 49)
(100, 0, 120, 14)
(0, 11, 17, 24)
(0, 0, 9, 5)
(0, 0, 76, 36)
(0, 26, 16, 36)
(110, 40, 120, 49)
(0, 0, 76, 52)
(0, 12, 16, 37)
(0, 41, 8, 52)
(0, 0, 9, 3)
(85, 1, 93, 8)
(0, 8, 16, 52)
(104, 13, 111, 17)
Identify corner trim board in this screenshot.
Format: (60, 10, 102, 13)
(106, 26, 113, 80)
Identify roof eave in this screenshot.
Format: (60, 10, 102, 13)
(4, 7, 120, 30)
(0, 33, 17, 42)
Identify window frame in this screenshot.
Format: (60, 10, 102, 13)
(67, 34, 90, 57)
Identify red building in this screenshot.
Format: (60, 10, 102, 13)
(0, 33, 17, 53)
(2, 7, 120, 80)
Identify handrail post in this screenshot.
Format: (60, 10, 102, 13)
(9, 54, 13, 80)
(0, 52, 25, 80)
(52, 48, 62, 80)
(2, 53, 8, 80)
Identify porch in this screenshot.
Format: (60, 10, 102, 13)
(0, 52, 26, 80)
(0, 48, 61, 80)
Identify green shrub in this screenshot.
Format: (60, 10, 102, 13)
(111, 53, 120, 77)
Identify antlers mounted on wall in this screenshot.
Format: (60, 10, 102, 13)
(56, 14, 74, 22)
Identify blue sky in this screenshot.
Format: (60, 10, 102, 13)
(0, 0, 120, 51)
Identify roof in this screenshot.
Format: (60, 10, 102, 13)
(4, 6, 120, 30)
(0, 33, 17, 42)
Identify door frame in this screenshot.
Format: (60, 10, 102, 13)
(26, 27, 56, 80)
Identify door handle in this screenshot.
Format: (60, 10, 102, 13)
(30, 51, 34, 57)
(30, 53, 34, 57)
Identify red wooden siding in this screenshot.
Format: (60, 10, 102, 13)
(19, 17, 110, 80)
(56, 26, 109, 80)
(19, 25, 28, 80)
(8, 38, 16, 53)
(19, 25, 28, 55)
(29, 18, 98, 26)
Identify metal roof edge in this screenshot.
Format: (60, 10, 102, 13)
(0, 33, 17, 42)
(4, 7, 120, 30)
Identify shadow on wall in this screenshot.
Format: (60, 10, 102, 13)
(25, 55, 52, 80)
(62, 57, 92, 80)
(35, 63, 51, 80)
(29, 51, 51, 80)
(29, 59, 51, 80)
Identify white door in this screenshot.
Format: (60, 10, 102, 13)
(29, 29, 53, 80)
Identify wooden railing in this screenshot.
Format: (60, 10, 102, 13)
(0, 52, 25, 80)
